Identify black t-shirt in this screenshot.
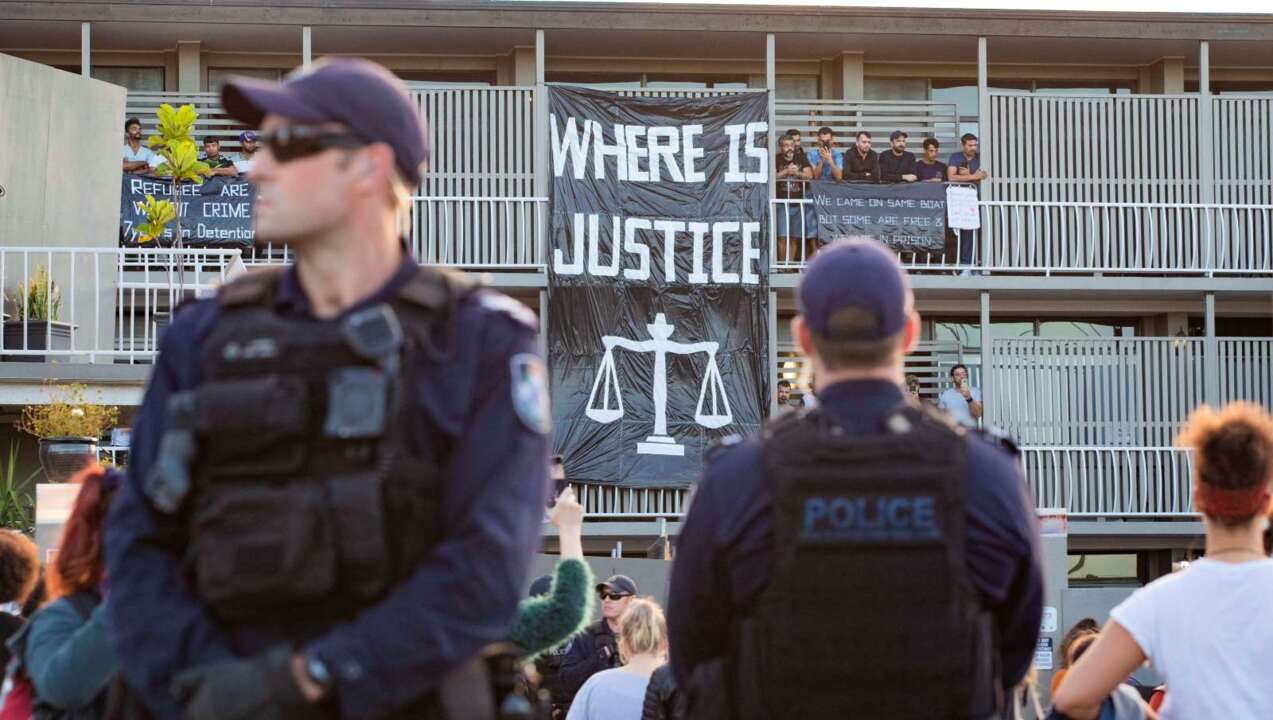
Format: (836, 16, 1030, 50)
(916, 159, 948, 182)
(775, 150, 812, 199)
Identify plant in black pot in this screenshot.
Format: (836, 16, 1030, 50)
(3, 266, 71, 362)
(19, 383, 119, 483)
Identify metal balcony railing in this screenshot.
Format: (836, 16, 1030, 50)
(1022, 446, 1197, 518)
(0, 247, 241, 363)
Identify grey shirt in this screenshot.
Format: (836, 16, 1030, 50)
(566, 667, 653, 720)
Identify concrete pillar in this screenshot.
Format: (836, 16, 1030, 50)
(80, 22, 90, 77)
(1204, 292, 1219, 407)
(1198, 41, 1214, 205)
(177, 41, 202, 93)
(979, 290, 992, 425)
(302, 26, 312, 68)
(819, 58, 840, 100)
(1145, 57, 1185, 94)
(840, 51, 864, 100)
(512, 46, 536, 87)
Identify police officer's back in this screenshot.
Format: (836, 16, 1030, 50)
(104, 59, 550, 720)
(667, 240, 1044, 719)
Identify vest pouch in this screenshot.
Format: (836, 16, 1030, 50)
(326, 471, 392, 601)
(194, 482, 336, 620)
(196, 375, 310, 476)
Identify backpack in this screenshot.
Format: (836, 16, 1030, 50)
(0, 592, 103, 720)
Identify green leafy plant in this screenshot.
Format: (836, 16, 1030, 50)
(8, 266, 61, 322)
(146, 103, 210, 251)
(0, 442, 37, 533)
(135, 194, 177, 244)
(18, 382, 119, 440)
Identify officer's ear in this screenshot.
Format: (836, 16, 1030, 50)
(900, 310, 921, 356)
(792, 315, 814, 357)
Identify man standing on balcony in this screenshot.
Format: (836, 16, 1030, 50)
(842, 130, 879, 183)
(668, 239, 1042, 719)
(199, 136, 239, 178)
(878, 131, 918, 183)
(104, 58, 549, 720)
(775, 133, 814, 263)
(915, 138, 948, 182)
(947, 133, 989, 274)
(808, 126, 843, 182)
(938, 363, 983, 427)
(232, 130, 260, 174)
(123, 117, 156, 175)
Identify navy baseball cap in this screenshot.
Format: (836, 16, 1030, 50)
(890, 130, 908, 141)
(798, 239, 911, 340)
(596, 575, 638, 596)
(220, 58, 428, 185)
(239, 130, 257, 142)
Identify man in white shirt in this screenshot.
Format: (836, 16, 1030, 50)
(937, 363, 982, 427)
(233, 130, 259, 174)
(122, 118, 156, 175)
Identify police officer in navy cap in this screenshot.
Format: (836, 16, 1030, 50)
(556, 574, 639, 711)
(104, 57, 551, 719)
(668, 238, 1043, 719)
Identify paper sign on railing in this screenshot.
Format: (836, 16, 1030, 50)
(946, 184, 980, 230)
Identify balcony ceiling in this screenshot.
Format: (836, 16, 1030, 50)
(1, 16, 1271, 67)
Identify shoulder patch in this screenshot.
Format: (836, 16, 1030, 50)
(476, 292, 539, 330)
(510, 353, 551, 434)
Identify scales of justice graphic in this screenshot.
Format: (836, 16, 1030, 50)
(586, 313, 733, 456)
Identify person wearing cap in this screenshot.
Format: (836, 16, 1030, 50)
(557, 574, 639, 712)
(231, 130, 259, 174)
(878, 130, 918, 183)
(668, 239, 1043, 718)
(199, 136, 239, 177)
(104, 58, 550, 720)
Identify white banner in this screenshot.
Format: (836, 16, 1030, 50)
(946, 184, 980, 230)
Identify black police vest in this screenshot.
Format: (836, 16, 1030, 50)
(185, 265, 474, 634)
(736, 403, 998, 720)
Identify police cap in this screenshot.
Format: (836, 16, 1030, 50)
(798, 239, 910, 341)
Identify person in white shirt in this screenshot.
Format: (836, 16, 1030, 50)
(122, 118, 156, 175)
(937, 363, 982, 427)
(233, 130, 260, 174)
(1054, 402, 1273, 720)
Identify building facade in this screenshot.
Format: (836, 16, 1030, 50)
(2, 1, 1272, 627)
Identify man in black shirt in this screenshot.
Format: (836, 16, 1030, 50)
(915, 138, 947, 182)
(878, 130, 917, 183)
(775, 134, 814, 262)
(199, 136, 239, 178)
(842, 131, 879, 183)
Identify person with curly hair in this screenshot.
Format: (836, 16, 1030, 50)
(1054, 403, 1273, 719)
(0, 529, 39, 667)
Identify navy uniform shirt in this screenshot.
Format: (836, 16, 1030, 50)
(104, 255, 550, 719)
(668, 379, 1043, 691)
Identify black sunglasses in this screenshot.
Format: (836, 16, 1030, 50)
(599, 591, 632, 601)
(259, 126, 368, 163)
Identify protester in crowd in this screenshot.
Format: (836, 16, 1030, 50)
(905, 373, 923, 403)
(0, 530, 39, 668)
(567, 598, 668, 720)
(947, 133, 988, 273)
(105, 59, 549, 720)
(1050, 618, 1100, 696)
(198, 136, 239, 177)
(558, 574, 639, 711)
(808, 126, 843, 182)
(1056, 634, 1157, 719)
(122, 118, 156, 175)
(669, 239, 1043, 718)
(9, 466, 121, 720)
(878, 130, 917, 183)
(775, 379, 802, 415)
(1054, 402, 1273, 719)
(774, 133, 814, 263)
(842, 130, 879, 183)
(232, 130, 259, 174)
(509, 485, 595, 713)
(937, 363, 983, 427)
(784, 128, 802, 153)
(915, 137, 948, 182)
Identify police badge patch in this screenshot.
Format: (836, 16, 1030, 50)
(510, 353, 551, 434)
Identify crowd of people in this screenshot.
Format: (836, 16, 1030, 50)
(775, 126, 986, 270)
(122, 117, 259, 177)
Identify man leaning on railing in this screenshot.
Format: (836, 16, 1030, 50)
(775, 132, 814, 263)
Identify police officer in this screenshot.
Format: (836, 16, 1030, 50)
(556, 575, 639, 710)
(104, 58, 550, 720)
(668, 239, 1043, 719)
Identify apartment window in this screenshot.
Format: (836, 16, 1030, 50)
(1187, 316, 1273, 337)
(208, 68, 283, 93)
(395, 70, 494, 86)
(776, 76, 819, 99)
(1068, 553, 1139, 586)
(931, 318, 1138, 349)
(865, 77, 927, 101)
(56, 66, 165, 92)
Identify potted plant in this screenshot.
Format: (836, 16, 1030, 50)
(3, 265, 72, 362)
(19, 383, 119, 483)
(0, 442, 36, 535)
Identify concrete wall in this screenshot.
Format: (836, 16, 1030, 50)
(0, 52, 124, 355)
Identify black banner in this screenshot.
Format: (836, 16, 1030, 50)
(547, 86, 770, 488)
(811, 181, 946, 253)
(119, 175, 256, 248)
